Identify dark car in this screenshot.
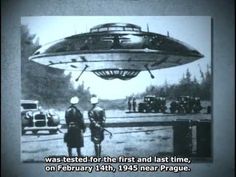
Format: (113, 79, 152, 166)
(138, 95, 167, 113)
(21, 100, 61, 135)
(170, 96, 202, 114)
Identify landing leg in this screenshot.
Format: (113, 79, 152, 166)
(144, 64, 155, 79)
(75, 64, 89, 81)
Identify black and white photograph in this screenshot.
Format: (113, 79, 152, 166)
(20, 16, 212, 162)
(2, 0, 235, 177)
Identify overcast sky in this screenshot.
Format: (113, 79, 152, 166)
(21, 16, 211, 100)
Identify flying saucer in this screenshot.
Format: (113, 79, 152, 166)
(29, 23, 204, 80)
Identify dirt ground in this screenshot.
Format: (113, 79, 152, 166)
(21, 110, 211, 162)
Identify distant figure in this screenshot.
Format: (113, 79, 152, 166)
(128, 97, 132, 112)
(64, 96, 86, 157)
(207, 105, 211, 114)
(132, 97, 137, 112)
(88, 96, 106, 157)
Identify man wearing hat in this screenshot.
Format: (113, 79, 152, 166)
(88, 96, 106, 157)
(65, 96, 86, 157)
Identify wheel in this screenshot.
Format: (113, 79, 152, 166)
(161, 108, 166, 113)
(194, 110, 199, 114)
(142, 44, 149, 49)
(193, 108, 200, 113)
(155, 108, 160, 113)
(170, 107, 176, 114)
(178, 107, 185, 114)
(185, 108, 192, 114)
(138, 107, 143, 112)
(162, 106, 167, 113)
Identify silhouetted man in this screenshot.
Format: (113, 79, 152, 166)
(132, 97, 137, 112)
(88, 96, 106, 157)
(65, 96, 86, 157)
(128, 97, 132, 112)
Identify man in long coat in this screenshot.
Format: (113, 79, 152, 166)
(88, 96, 106, 157)
(65, 96, 86, 157)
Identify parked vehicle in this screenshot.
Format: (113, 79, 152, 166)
(170, 96, 202, 114)
(21, 100, 61, 135)
(138, 95, 167, 113)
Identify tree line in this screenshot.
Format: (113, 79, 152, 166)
(137, 67, 212, 101)
(21, 25, 92, 110)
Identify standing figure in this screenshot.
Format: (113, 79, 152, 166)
(132, 97, 137, 112)
(88, 96, 106, 157)
(128, 97, 132, 112)
(65, 96, 86, 157)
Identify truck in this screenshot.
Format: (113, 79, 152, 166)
(138, 95, 167, 113)
(170, 96, 202, 114)
(21, 100, 61, 135)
